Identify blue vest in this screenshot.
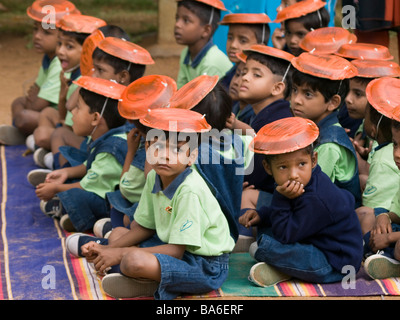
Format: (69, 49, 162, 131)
(317, 112, 362, 208)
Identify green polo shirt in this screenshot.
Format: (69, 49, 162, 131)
(119, 165, 146, 203)
(35, 56, 63, 106)
(362, 143, 400, 210)
(134, 168, 235, 256)
(80, 133, 127, 199)
(389, 184, 400, 218)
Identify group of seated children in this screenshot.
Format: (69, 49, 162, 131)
(3, 0, 400, 300)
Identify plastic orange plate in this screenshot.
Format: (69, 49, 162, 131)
(27, 0, 80, 24)
(274, 0, 326, 23)
(58, 14, 106, 34)
(176, 0, 226, 11)
(366, 77, 400, 118)
(80, 29, 105, 76)
(73, 76, 126, 100)
(351, 59, 400, 78)
(243, 44, 294, 63)
(220, 13, 271, 25)
(335, 42, 394, 60)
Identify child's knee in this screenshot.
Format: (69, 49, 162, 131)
(120, 249, 147, 276)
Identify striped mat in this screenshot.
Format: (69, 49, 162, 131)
(1, 145, 400, 300)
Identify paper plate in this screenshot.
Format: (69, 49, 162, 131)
(274, 0, 326, 23)
(118, 75, 177, 120)
(73, 76, 126, 100)
(366, 77, 400, 118)
(80, 29, 105, 76)
(249, 117, 319, 155)
(58, 14, 106, 34)
(169, 75, 219, 109)
(220, 13, 271, 25)
(243, 44, 294, 63)
(335, 43, 394, 60)
(98, 37, 154, 65)
(176, 0, 226, 11)
(292, 52, 358, 80)
(139, 108, 212, 133)
(391, 105, 400, 122)
(236, 52, 247, 63)
(299, 27, 357, 55)
(27, 0, 80, 24)
(351, 59, 400, 78)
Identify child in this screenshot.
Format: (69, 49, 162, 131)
(218, 13, 271, 89)
(345, 59, 400, 191)
(35, 76, 128, 232)
(0, 0, 80, 145)
(273, 0, 330, 56)
(30, 14, 107, 157)
(363, 104, 400, 280)
(240, 117, 363, 286)
(290, 52, 361, 207)
(68, 107, 235, 299)
(94, 74, 177, 238)
(174, 0, 233, 88)
(355, 77, 400, 236)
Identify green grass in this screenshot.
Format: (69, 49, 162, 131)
(0, 0, 158, 38)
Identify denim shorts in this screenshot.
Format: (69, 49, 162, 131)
(139, 235, 229, 300)
(106, 189, 138, 222)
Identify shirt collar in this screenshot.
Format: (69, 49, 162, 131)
(152, 167, 192, 199)
(183, 40, 214, 68)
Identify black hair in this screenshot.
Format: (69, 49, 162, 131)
(392, 119, 400, 131)
(60, 30, 90, 46)
(98, 25, 131, 41)
(247, 52, 293, 99)
(351, 76, 373, 88)
(79, 87, 126, 129)
(178, 0, 221, 37)
(284, 6, 330, 31)
(92, 46, 146, 83)
(238, 23, 271, 45)
(191, 82, 232, 131)
(263, 143, 317, 165)
(291, 69, 349, 108)
(366, 102, 392, 142)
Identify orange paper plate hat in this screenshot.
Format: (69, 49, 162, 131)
(299, 27, 357, 55)
(391, 105, 400, 122)
(118, 75, 177, 120)
(366, 77, 400, 118)
(243, 44, 294, 63)
(58, 14, 106, 34)
(169, 75, 219, 109)
(80, 28, 105, 76)
(335, 43, 394, 60)
(236, 51, 247, 63)
(220, 13, 271, 25)
(351, 59, 400, 78)
(98, 37, 155, 65)
(73, 76, 126, 100)
(274, 0, 326, 23)
(292, 52, 358, 80)
(27, 0, 80, 23)
(139, 108, 212, 133)
(176, 0, 227, 11)
(250, 117, 319, 155)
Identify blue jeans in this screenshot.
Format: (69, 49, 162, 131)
(255, 228, 343, 284)
(57, 188, 110, 231)
(136, 236, 229, 300)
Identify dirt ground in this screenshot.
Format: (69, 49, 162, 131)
(0, 33, 181, 126)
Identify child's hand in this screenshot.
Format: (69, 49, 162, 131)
(86, 243, 124, 274)
(371, 213, 392, 235)
(353, 136, 372, 160)
(59, 71, 69, 101)
(127, 128, 142, 153)
(369, 233, 391, 253)
(271, 27, 286, 50)
(242, 181, 255, 191)
(239, 209, 260, 228)
(35, 183, 57, 201)
(45, 169, 68, 184)
(225, 112, 236, 130)
(276, 180, 305, 199)
(81, 241, 100, 261)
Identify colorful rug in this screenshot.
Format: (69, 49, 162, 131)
(1, 145, 400, 300)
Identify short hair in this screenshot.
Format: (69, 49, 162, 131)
(263, 143, 317, 165)
(60, 29, 90, 46)
(240, 23, 271, 45)
(191, 82, 232, 131)
(79, 87, 126, 129)
(98, 25, 131, 40)
(291, 69, 349, 108)
(351, 76, 373, 88)
(247, 52, 292, 99)
(92, 47, 146, 83)
(284, 6, 330, 31)
(178, 0, 221, 37)
(367, 102, 392, 142)
(392, 119, 400, 131)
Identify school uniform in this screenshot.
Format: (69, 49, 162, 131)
(35, 55, 63, 106)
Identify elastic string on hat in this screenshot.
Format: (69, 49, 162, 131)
(282, 63, 291, 82)
(337, 80, 343, 95)
(127, 62, 131, 72)
(208, 7, 214, 25)
(262, 24, 266, 44)
(317, 9, 323, 28)
(375, 114, 384, 141)
(88, 97, 109, 143)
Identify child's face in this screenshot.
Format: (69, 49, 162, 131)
(363, 105, 376, 140)
(392, 127, 400, 170)
(56, 32, 82, 71)
(174, 5, 206, 46)
(285, 20, 308, 56)
(71, 95, 95, 137)
(291, 83, 334, 124)
(32, 21, 59, 56)
(345, 79, 368, 119)
(263, 149, 317, 188)
(239, 58, 277, 104)
(92, 58, 120, 82)
(226, 25, 258, 63)
(146, 135, 197, 187)
(229, 61, 244, 101)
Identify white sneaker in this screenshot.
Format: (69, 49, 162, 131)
(0, 125, 26, 145)
(44, 152, 54, 169)
(33, 147, 49, 168)
(25, 134, 35, 151)
(93, 218, 112, 238)
(364, 252, 400, 279)
(27, 168, 51, 186)
(249, 262, 291, 287)
(102, 273, 158, 299)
